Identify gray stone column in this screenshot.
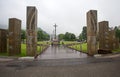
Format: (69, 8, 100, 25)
(99, 21, 109, 50)
(26, 6, 37, 56)
(0, 29, 7, 53)
(109, 29, 119, 50)
(87, 10, 97, 56)
(8, 18, 21, 55)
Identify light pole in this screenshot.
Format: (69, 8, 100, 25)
(53, 24, 57, 39)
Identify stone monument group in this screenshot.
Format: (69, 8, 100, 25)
(0, 6, 119, 56)
(87, 10, 119, 56)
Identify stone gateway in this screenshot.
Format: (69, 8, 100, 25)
(87, 10, 97, 56)
(26, 6, 37, 56)
(8, 18, 21, 55)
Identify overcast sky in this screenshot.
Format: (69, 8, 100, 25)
(0, 0, 120, 36)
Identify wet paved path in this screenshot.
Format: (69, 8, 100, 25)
(38, 45, 87, 59)
(0, 57, 120, 77)
(1, 45, 120, 77)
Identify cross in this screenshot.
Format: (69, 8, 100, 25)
(53, 24, 58, 39)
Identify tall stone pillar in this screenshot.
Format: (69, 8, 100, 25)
(0, 29, 7, 53)
(99, 21, 109, 50)
(109, 29, 119, 50)
(115, 38, 119, 49)
(26, 6, 37, 56)
(9, 18, 21, 55)
(87, 10, 97, 56)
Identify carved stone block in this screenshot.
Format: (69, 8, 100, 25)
(26, 6, 37, 56)
(87, 10, 97, 56)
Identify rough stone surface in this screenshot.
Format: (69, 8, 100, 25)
(0, 29, 7, 53)
(99, 21, 110, 50)
(109, 29, 119, 50)
(26, 6, 37, 56)
(87, 10, 97, 56)
(99, 21, 119, 52)
(8, 18, 21, 55)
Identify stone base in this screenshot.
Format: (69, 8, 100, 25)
(98, 49, 112, 54)
(51, 39, 60, 45)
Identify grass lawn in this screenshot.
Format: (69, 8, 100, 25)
(69, 43, 88, 53)
(0, 41, 49, 57)
(38, 41, 50, 45)
(62, 41, 77, 45)
(0, 52, 8, 56)
(21, 44, 26, 56)
(69, 42, 120, 54)
(1, 41, 120, 57)
(112, 48, 120, 53)
(21, 41, 49, 57)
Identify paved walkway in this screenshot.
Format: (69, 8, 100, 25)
(38, 45, 87, 59)
(0, 45, 120, 77)
(0, 56, 120, 77)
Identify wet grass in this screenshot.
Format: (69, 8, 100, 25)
(0, 41, 120, 57)
(69, 43, 88, 53)
(38, 41, 51, 45)
(0, 52, 8, 56)
(112, 48, 120, 53)
(69, 42, 120, 53)
(62, 41, 77, 45)
(0, 41, 49, 57)
(21, 41, 49, 56)
(21, 44, 26, 56)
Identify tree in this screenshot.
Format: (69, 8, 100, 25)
(37, 30, 44, 41)
(64, 32, 76, 41)
(58, 34, 64, 41)
(37, 28, 50, 41)
(79, 26, 87, 41)
(79, 34, 82, 41)
(21, 29, 26, 43)
(82, 26, 87, 40)
(64, 32, 69, 41)
(71, 34, 76, 41)
(43, 33, 50, 40)
(115, 26, 120, 42)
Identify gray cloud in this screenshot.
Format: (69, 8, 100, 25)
(0, 0, 120, 36)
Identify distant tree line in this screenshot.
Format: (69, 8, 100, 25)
(58, 27, 87, 41)
(78, 26, 120, 42)
(58, 32, 76, 41)
(21, 28, 50, 43)
(37, 28, 50, 41)
(21, 29, 26, 43)
(21, 26, 120, 42)
(115, 26, 120, 42)
(79, 26, 87, 42)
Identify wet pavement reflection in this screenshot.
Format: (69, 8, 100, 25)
(38, 45, 87, 59)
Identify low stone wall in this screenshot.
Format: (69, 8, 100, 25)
(98, 49, 112, 54)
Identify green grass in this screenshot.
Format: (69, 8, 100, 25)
(0, 41, 49, 57)
(21, 44, 44, 56)
(62, 41, 77, 45)
(37, 45, 46, 54)
(112, 48, 120, 53)
(21, 42, 49, 56)
(38, 41, 50, 45)
(0, 52, 8, 56)
(69, 43, 120, 54)
(1, 41, 120, 57)
(69, 43, 88, 53)
(21, 44, 26, 56)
